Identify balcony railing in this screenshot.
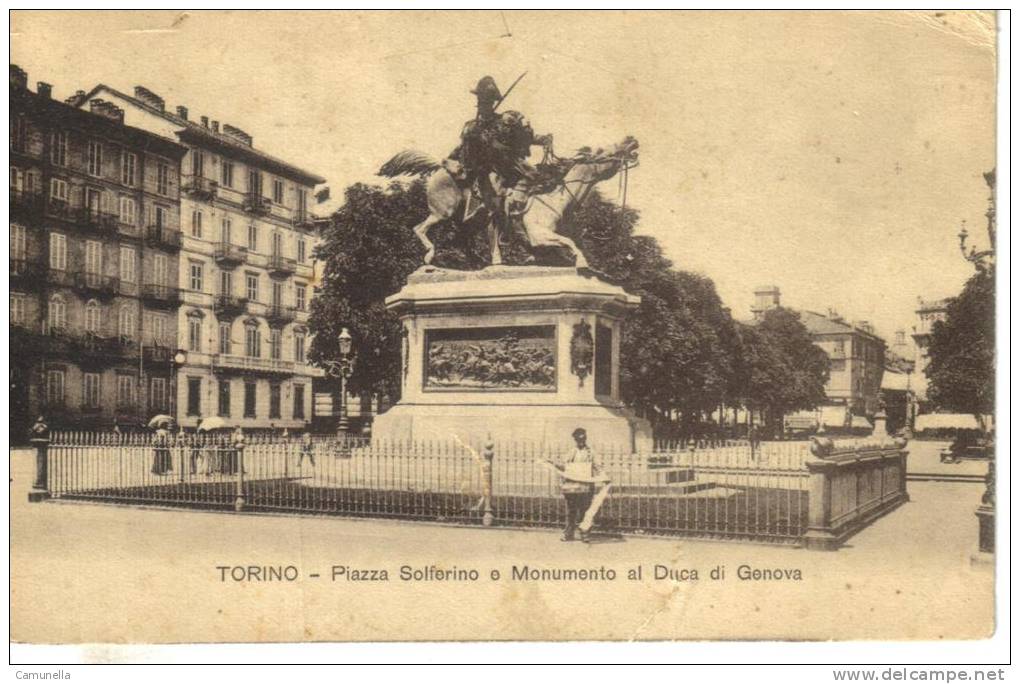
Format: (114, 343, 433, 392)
(10, 258, 47, 283)
(145, 226, 182, 251)
(141, 283, 182, 308)
(143, 344, 175, 365)
(243, 194, 272, 216)
(213, 242, 248, 266)
(212, 353, 295, 376)
(266, 304, 296, 325)
(292, 210, 315, 230)
(74, 207, 119, 235)
(268, 254, 297, 277)
(182, 175, 218, 201)
(213, 295, 248, 317)
(74, 272, 120, 299)
(45, 268, 76, 288)
(45, 198, 73, 220)
(10, 189, 45, 216)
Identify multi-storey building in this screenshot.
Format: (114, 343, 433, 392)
(10, 65, 189, 437)
(71, 83, 327, 429)
(750, 286, 886, 421)
(910, 296, 949, 410)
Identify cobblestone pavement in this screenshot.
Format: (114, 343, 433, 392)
(9, 447, 994, 643)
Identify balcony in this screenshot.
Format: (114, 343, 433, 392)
(74, 272, 120, 299)
(266, 304, 296, 326)
(214, 295, 249, 318)
(292, 210, 315, 231)
(145, 226, 182, 252)
(182, 175, 218, 201)
(9, 189, 44, 218)
(213, 242, 248, 267)
(243, 194, 272, 216)
(268, 254, 297, 278)
(143, 344, 175, 365)
(141, 283, 182, 309)
(44, 198, 74, 221)
(73, 207, 119, 236)
(212, 353, 294, 377)
(45, 268, 76, 288)
(10, 258, 47, 286)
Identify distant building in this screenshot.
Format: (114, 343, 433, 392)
(70, 83, 327, 430)
(910, 297, 949, 409)
(10, 65, 188, 437)
(750, 286, 886, 426)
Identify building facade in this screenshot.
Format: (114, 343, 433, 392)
(10, 65, 188, 437)
(72, 84, 327, 429)
(910, 296, 949, 410)
(750, 286, 886, 422)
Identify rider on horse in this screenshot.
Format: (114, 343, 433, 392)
(447, 76, 557, 226)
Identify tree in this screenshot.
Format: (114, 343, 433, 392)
(925, 271, 995, 429)
(737, 308, 831, 435)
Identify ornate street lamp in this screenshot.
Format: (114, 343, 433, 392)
(171, 350, 187, 422)
(324, 328, 356, 435)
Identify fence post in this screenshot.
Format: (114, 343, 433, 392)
(28, 416, 50, 502)
(482, 439, 494, 526)
(803, 437, 838, 550)
(234, 431, 246, 512)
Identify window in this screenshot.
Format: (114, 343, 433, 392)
(49, 177, 68, 202)
(248, 169, 262, 197)
(85, 300, 102, 333)
(47, 370, 66, 405)
(85, 187, 102, 214)
(151, 377, 168, 413)
(186, 377, 201, 417)
(221, 160, 234, 188)
(295, 283, 307, 311)
(49, 234, 67, 270)
(246, 274, 259, 302)
(188, 316, 203, 352)
(271, 281, 283, 307)
(245, 323, 261, 358)
(270, 328, 281, 360)
(296, 188, 308, 217)
(119, 196, 136, 225)
(272, 232, 283, 257)
(119, 246, 136, 283)
(293, 384, 305, 419)
(85, 240, 102, 275)
(154, 205, 168, 229)
(117, 375, 135, 408)
(50, 131, 68, 167)
(273, 179, 285, 204)
(119, 306, 136, 338)
(147, 313, 168, 345)
(190, 262, 204, 292)
(191, 149, 205, 177)
(294, 331, 305, 363)
(11, 115, 27, 151)
(152, 254, 168, 287)
(191, 210, 203, 238)
(48, 295, 67, 330)
(297, 238, 307, 263)
(243, 381, 257, 418)
(156, 162, 170, 196)
(219, 321, 232, 354)
(269, 383, 281, 419)
(121, 152, 137, 186)
(10, 294, 26, 325)
(10, 223, 26, 260)
(831, 359, 846, 372)
(83, 373, 101, 408)
(221, 217, 232, 244)
(247, 223, 258, 251)
(218, 380, 231, 417)
(87, 140, 103, 177)
(220, 270, 233, 296)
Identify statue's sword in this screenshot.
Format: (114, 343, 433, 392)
(494, 71, 528, 111)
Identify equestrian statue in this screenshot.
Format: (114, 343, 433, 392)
(378, 75, 639, 269)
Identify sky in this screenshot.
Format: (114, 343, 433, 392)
(10, 10, 998, 342)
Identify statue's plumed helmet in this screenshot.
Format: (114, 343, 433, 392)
(471, 76, 502, 102)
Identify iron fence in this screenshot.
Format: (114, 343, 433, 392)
(43, 431, 813, 544)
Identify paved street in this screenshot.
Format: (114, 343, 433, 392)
(904, 440, 990, 478)
(10, 447, 993, 643)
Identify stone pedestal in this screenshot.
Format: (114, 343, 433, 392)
(372, 265, 653, 452)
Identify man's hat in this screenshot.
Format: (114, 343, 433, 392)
(471, 76, 502, 101)
(572, 427, 587, 440)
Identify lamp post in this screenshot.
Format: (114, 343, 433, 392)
(170, 350, 186, 422)
(325, 328, 355, 435)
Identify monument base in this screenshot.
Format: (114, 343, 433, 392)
(372, 401, 652, 453)
(374, 265, 652, 453)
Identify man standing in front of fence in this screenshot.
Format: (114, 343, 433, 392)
(551, 427, 597, 543)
